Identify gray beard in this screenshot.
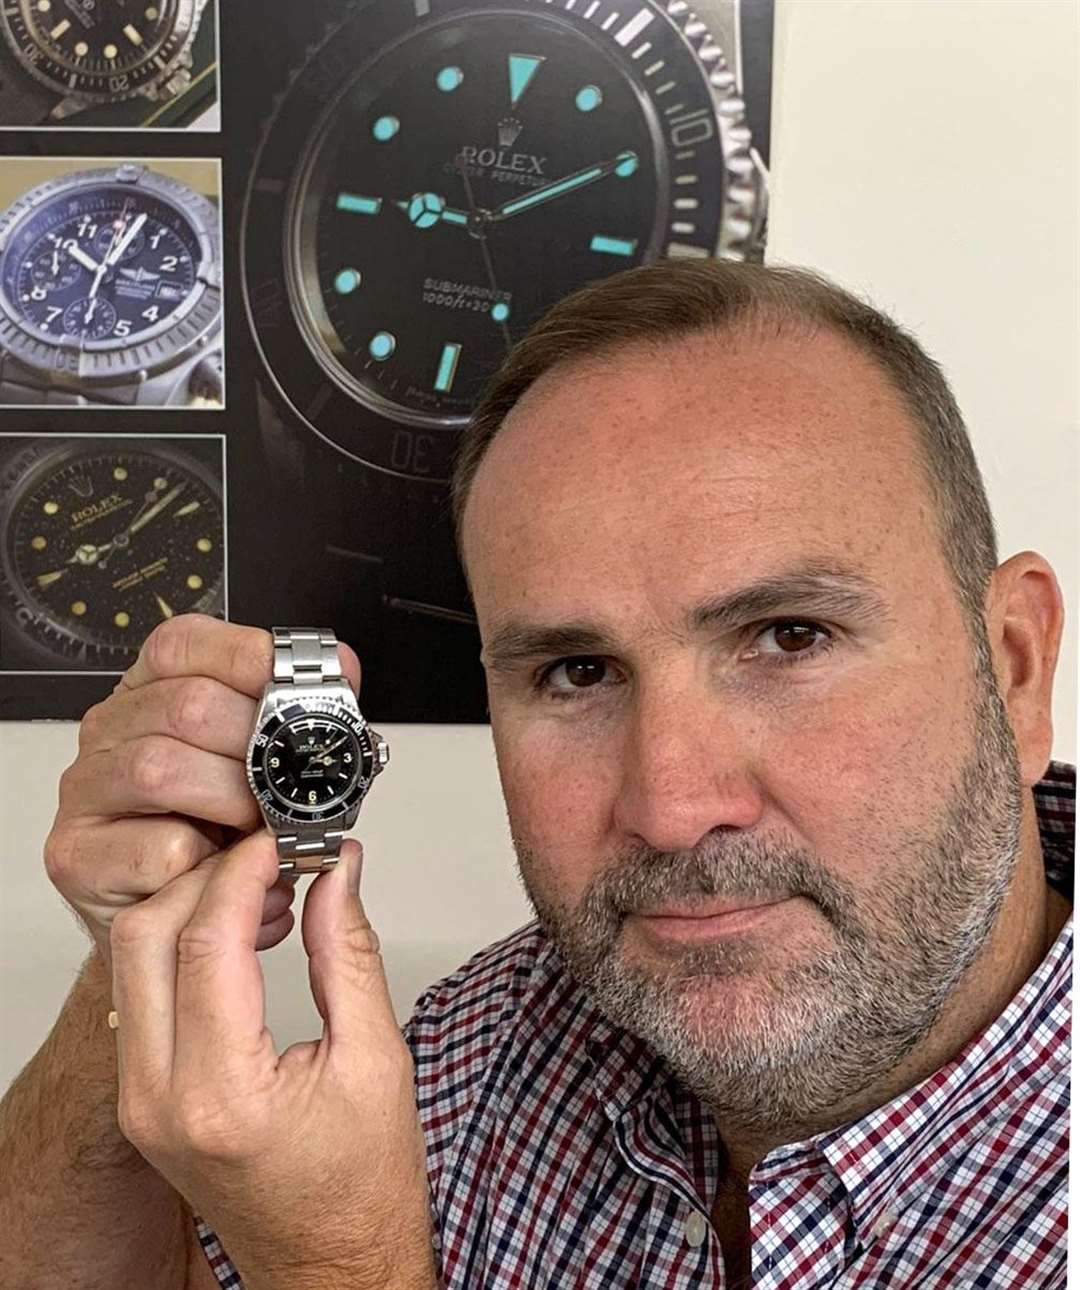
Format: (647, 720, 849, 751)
(511, 644, 1023, 1137)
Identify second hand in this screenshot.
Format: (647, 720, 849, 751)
(455, 153, 512, 354)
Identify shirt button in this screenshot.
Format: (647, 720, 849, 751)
(870, 1209, 900, 1241)
(684, 1210, 710, 1248)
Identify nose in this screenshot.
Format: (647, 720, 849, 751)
(611, 677, 765, 853)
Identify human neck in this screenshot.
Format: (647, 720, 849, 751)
(715, 801, 1068, 1180)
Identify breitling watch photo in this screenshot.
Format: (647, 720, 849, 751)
(246, 627, 390, 874)
(241, 0, 769, 720)
(0, 162, 222, 407)
(0, 435, 224, 670)
(0, 0, 214, 126)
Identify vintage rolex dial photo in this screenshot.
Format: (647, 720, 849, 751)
(0, 0, 219, 129)
(0, 435, 225, 671)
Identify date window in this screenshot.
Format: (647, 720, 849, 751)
(156, 282, 183, 301)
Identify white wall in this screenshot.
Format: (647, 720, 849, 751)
(2, 0, 1077, 1093)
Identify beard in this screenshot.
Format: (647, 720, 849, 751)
(510, 640, 1023, 1136)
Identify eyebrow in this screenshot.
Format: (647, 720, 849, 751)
(483, 561, 892, 672)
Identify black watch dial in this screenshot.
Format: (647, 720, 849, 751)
(2, 0, 190, 99)
(264, 715, 365, 813)
(247, 0, 742, 482)
(2, 184, 201, 345)
(0, 441, 224, 669)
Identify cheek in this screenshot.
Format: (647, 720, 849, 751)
(492, 713, 618, 853)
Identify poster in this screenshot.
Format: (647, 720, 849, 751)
(0, 0, 772, 722)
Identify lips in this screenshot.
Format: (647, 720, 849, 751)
(636, 896, 788, 919)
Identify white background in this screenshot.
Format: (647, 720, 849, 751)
(1, 0, 1076, 1219)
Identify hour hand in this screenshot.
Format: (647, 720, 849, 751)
(394, 191, 472, 230)
(489, 151, 639, 222)
(63, 240, 101, 273)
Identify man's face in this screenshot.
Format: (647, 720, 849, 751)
(463, 327, 1022, 1132)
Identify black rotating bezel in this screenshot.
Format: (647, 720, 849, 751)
(0, 0, 196, 102)
(249, 703, 375, 825)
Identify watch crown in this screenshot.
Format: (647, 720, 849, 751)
(376, 738, 390, 770)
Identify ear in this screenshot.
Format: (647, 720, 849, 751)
(984, 552, 1064, 787)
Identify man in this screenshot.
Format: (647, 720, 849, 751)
(0, 262, 1070, 1289)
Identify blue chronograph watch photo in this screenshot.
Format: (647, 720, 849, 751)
(0, 162, 222, 407)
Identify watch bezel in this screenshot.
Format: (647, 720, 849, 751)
(247, 700, 376, 826)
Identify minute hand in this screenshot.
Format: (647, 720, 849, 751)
(490, 151, 638, 222)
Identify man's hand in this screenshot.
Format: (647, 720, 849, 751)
(109, 821, 437, 1289)
(44, 614, 359, 967)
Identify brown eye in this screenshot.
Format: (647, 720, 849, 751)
(772, 622, 820, 653)
(544, 656, 613, 693)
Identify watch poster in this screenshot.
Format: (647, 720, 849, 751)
(0, 0, 773, 723)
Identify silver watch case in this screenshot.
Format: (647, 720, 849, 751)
(245, 681, 389, 836)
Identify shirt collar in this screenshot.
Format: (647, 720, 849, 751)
(524, 761, 1075, 1229)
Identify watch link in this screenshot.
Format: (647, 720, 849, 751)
(246, 627, 390, 874)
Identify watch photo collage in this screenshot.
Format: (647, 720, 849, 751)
(0, 2, 224, 691)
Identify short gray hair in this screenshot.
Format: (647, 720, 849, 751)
(452, 260, 998, 628)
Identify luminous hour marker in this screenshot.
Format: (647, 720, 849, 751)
(156, 595, 174, 618)
(434, 342, 461, 393)
(74, 41, 88, 56)
(369, 331, 395, 360)
(336, 192, 381, 216)
(49, 19, 70, 38)
(491, 301, 510, 323)
(36, 0, 50, 11)
(104, 42, 118, 58)
(146, 6, 159, 17)
(196, 537, 212, 553)
(614, 7, 655, 46)
(575, 84, 602, 112)
(508, 53, 544, 105)
(187, 575, 203, 590)
(590, 234, 637, 256)
(174, 500, 200, 516)
(31, 536, 46, 550)
(154, 477, 167, 489)
(37, 570, 64, 588)
(334, 267, 362, 295)
(113, 466, 127, 481)
(372, 114, 399, 142)
(666, 241, 708, 258)
(436, 65, 464, 92)
(115, 612, 130, 628)
(123, 24, 142, 44)
(71, 601, 86, 616)
(43, 500, 58, 515)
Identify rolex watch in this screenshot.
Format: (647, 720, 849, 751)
(0, 0, 212, 126)
(0, 163, 222, 407)
(246, 627, 390, 874)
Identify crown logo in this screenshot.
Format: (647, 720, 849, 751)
(67, 474, 94, 499)
(498, 116, 523, 147)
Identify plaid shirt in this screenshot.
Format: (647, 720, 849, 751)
(195, 761, 1073, 1288)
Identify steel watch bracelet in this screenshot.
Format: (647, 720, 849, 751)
(271, 627, 348, 874)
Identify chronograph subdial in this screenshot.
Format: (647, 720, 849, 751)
(30, 239, 83, 294)
(62, 296, 118, 340)
(0, 438, 224, 670)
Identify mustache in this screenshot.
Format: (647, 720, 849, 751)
(579, 833, 862, 937)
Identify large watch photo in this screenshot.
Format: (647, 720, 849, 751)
(240, 0, 771, 722)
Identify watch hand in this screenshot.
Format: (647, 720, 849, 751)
(63, 240, 101, 274)
(84, 296, 99, 325)
(454, 153, 512, 355)
(489, 151, 639, 222)
(127, 482, 185, 537)
(394, 192, 472, 230)
(106, 211, 147, 267)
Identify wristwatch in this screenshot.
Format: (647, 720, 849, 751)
(246, 628, 390, 874)
(240, 0, 768, 721)
(0, 163, 222, 407)
(0, 0, 212, 126)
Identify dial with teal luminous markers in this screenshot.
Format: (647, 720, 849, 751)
(247, 0, 746, 480)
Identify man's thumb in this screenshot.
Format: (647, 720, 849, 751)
(302, 840, 398, 1038)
